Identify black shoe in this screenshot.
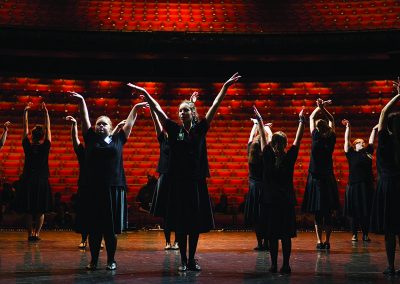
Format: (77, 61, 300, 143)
(178, 263, 187, 272)
(86, 262, 97, 271)
(362, 235, 371, 242)
(28, 236, 35, 241)
(187, 259, 201, 271)
(280, 265, 291, 274)
(106, 261, 117, 270)
(324, 242, 330, 250)
(316, 243, 324, 250)
(383, 267, 395, 275)
(269, 265, 278, 273)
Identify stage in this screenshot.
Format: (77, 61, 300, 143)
(0, 230, 398, 283)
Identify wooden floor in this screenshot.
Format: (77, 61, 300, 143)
(0, 230, 399, 283)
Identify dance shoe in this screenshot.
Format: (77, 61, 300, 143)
(86, 263, 97, 271)
(106, 261, 117, 270)
(324, 242, 330, 250)
(316, 243, 324, 250)
(362, 235, 371, 242)
(164, 243, 171, 250)
(351, 235, 358, 242)
(78, 241, 87, 249)
(187, 259, 201, 271)
(279, 265, 292, 274)
(178, 263, 187, 272)
(171, 242, 179, 250)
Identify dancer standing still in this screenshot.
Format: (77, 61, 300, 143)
(254, 106, 304, 274)
(69, 91, 147, 270)
(128, 72, 241, 271)
(370, 80, 400, 275)
(20, 102, 52, 241)
(302, 99, 340, 250)
(342, 119, 377, 242)
(244, 118, 269, 251)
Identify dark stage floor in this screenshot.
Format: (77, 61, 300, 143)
(0, 230, 399, 283)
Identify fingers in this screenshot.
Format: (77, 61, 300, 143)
(341, 119, 349, 126)
(4, 121, 11, 129)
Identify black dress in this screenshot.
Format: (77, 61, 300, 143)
(344, 145, 374, 218)
(302, 129, 340, 214)
(263, 145, 298, 239)
(244, 142, 264, 226)
(73, 143, 87, 233)
(370, 129, 400, 234)
(150, 133, 171, 217)
(81, 128, 128, 234)
(19, 137, 52, 214)
(163, 119, 214, 234)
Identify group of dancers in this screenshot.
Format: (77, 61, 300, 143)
(1, 73, 400, 275)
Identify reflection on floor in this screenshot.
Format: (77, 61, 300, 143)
(0, 231, 399, 283)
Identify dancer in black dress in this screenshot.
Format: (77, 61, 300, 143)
(68, 91, 147, 270)
(254, 106, 304, 274)
(67, 116, 126, 249)
(370, 80, 400, 275)
(0, 121, 10, 150)
(302, 98, 340, 250)
(342, 119, 377, 242)
(128, 72, 241, 271)
(244, 118, 270, 251)
(21, 102, 52, 241)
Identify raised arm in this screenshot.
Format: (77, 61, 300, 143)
(68, 91, 91, 136)
(369, 124, 379, 145)
(253, 106, 267, 151)
(293, 109, 305, 148)
(22, 102, 32, 140)
(0, 121, 10, 149)
(318, 99, 335, 132)
(127, 83, 168, 126)
(122, 102, 148, 139)
(111, 120, 126, 136)
(150, 108, 162, 137)
(342, 119, 351, 152)
(42, 102, 51, 142)
(309, 105, 320, 134)
(248, 119, 258, 144)
(205, 73, 241, 125)
(66, 116, 80, 149)
(378, 80, 400, 131)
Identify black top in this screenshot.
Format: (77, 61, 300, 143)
(74, 143, 86, 188)
(308, 129, 336, 176)
(83, 128, 127, 188)
(262, 144, 299, 206)
(346, 144, 374, 183)
(248, 142, 263, 181)
(164, 119, 210, 180)
(156, 132, 170, 174)
(377, 129, 400, 177)
(22, 137, 50, 179)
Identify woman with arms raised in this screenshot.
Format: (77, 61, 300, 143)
(128, 73, 241, 272)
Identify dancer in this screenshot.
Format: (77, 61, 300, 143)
(370, 79, 400, 275)
(20, 102, 52, 241)
(244, 118, 269, 251)
(302, 98, 340, 250)
(342, 119, 377, 242)
(254, 106, 304, 274)
(128, 72, 241, 272)
(68, 91, 147, 270)
(0, 121, 10, 150)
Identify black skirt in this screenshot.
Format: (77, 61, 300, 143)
(18, 176, 52, 214)
(150, 173, 170, 218)
(164, 177, 214, 234)
(344, 181, 374, 218)
(265, 203, 296, 239)
(302, 172, 340, 214)
(370, 175, 400, 234)
(244, 178, 263, 226)
(79, 185, 127, 235)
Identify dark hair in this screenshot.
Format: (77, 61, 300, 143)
(271, 131, 288, 168)
(32, 125, 44, 141)
(248, 135, 262, 164)
(388, 112, 400, 166)
(316, 119, 333, 137)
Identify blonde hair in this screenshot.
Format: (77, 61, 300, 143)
(96, 115, 113, 129)
(179, 100, 199, 123)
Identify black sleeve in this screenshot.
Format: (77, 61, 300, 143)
(22, 137, 31, 154)
(83, 127, 96, 146)
(366, 144, 374, 155)
(164, 119, 180, 141)
(287, 145, 299, 167)
(115, 128, 127, 145)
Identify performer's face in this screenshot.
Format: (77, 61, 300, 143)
(354, 139, 365, 151)
(95, 116, 112, 137)
(179, 103, 193, 124)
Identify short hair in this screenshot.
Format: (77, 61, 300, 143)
(180, 100, 199, 123)
(95, 115, 113, 129)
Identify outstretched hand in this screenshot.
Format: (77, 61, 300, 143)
(253, 105, 263, 122)
(66, 115, 77, 124)
(67, 91, 84, 100)
(299, 108, 305, 121)
(3, 121, 10, 131)
(24, 102, 33, 111)
(127, 83, 148, 95)
(190, 92, 199, 103)
(341, 119, 350, 127)
(134, 101, 149, 110)
(41, 102, 48, 112)
(223, 72, 241, 88)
